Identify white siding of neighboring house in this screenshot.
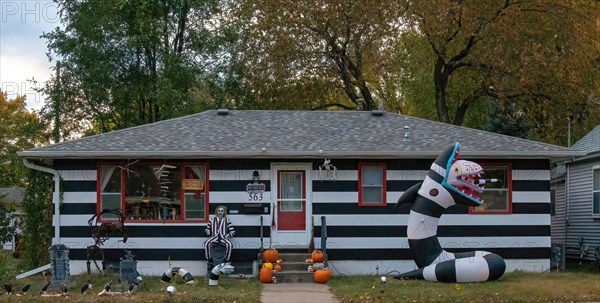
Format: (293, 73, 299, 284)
(551, 177, 566, 245)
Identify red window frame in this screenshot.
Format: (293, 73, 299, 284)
(358, 163, 387, 207)
(96, 162, 210, 223)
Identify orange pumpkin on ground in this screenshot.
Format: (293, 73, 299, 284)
(259, 266, 273, 283)
(314, 268, 332, 283)
(311, 250, 325, 263)
(263, 248, 280, 263)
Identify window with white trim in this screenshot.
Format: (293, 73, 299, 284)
(470, 164, 512, 214)
(97, 162, 208, 222)
(593, 166, 600, 216)
(358, 163, 386, 206)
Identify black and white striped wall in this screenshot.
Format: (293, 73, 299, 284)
(54, 158, 551, 276)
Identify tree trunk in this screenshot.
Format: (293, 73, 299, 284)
(433, 57, 451, 124)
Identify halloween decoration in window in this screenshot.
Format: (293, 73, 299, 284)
(97, 162, 208, 222)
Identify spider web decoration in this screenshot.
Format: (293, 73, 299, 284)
(318, 159, 337, 181)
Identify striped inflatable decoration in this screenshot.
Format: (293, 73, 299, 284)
(395, 143, 506, 282)
(160, 267, 195, 284)
(208, 263, 235, 286)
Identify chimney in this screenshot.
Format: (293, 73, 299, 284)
(356, 99, 365, 110)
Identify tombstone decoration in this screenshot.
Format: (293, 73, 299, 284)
(49, 244, 70, 285)
(120, 250, 143, 285)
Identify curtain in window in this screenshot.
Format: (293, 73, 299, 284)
(100, 166, 116, 192)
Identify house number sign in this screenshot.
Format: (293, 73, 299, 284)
(246, 183, 266, 201)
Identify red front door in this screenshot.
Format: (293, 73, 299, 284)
(277, 170, 306, 230)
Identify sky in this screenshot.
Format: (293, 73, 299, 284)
(1, 0, 61, 111)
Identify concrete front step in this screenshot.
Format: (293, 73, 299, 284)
(265, 251, 326, 283)
(279, 252, 312, 262)
(279, 261, 311, 272)
(273, 270, 315, 283)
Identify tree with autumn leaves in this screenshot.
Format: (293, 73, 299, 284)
(232, 0, 600, 144)
(35, 0, 600, 145)
(0, 92, 51, 266)
(400, 0, 600, 144)
(0, 92, 48, 188)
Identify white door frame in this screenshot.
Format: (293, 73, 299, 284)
(269, 162, 312, 248)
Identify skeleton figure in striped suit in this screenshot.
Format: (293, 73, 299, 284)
(204, 205, 235, 261)
(395, 143, 506, 282)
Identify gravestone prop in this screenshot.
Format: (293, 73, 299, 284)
(120, 250, 142, 284)
(49, 244, 70, 285)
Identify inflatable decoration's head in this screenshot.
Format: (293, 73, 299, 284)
(438, 143, 485, 207)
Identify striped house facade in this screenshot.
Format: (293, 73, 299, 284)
(20, 110, 581, 277)
(57, 157, 552, 276)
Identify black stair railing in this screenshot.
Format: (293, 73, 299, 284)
(260, 216, 264, 254)
(320, 216, 328, 267)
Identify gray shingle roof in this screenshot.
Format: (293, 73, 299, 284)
(571, 125, 600, 154)
(18, 110, 584, 160)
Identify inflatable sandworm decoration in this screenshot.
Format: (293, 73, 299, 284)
(395, 143, 506, 282)
(161, 267, 195, 284)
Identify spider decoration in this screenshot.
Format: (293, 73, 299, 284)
(86, 209, 128, 274)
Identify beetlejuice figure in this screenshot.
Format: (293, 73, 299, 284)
(204, 205, 235, 262)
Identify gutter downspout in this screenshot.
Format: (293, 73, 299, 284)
(565, 164, 569, 247)
(23, 159, 61, 244)
(564, 159, 575, 249)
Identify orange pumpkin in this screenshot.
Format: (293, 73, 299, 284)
(311, 250, 325, 263)
(314, 268, 331, 283)
(259, 266, 273, 283)
(274, 264, 282, 271)
(263, 248, 280, 263)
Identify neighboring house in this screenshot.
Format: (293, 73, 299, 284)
(17, 110, 582, 276)
(0, 188, 24, 252)
(551, 125, 600, 263)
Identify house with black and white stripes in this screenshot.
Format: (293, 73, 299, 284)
(17, 109, 583, 277)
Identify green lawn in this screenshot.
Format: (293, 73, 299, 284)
(2, 251, 599, 303)
(328, 270, 600, 303)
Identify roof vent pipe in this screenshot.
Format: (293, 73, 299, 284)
(403, 126, 412, 142)
(371, 110, 384, 116)
(217, 109, 229, 116)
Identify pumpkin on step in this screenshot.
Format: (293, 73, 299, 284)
(259, 266, 273, 283)
(311, 249, 325, 263)
(314, 268, 332, 283)
(263, 248, 280, 263)
(274, 264, 282, 272)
